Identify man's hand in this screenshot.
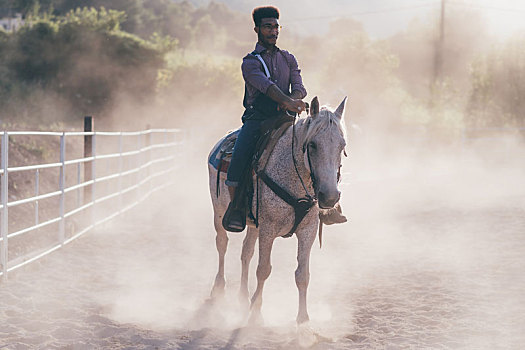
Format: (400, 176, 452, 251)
(281, 99, 307, 114)
(267, 85, 306, 114)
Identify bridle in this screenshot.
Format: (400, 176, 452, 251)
(289, 109, 345, 202)
(289, 109, 347, 247)
(290, 109, 316, 201)
(253, 109, 317, 238)
(256, 109, 345, 239)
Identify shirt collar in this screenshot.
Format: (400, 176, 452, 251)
(254, 42, 280, 54)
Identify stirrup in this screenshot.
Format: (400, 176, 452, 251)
(222, 202, 246, 232)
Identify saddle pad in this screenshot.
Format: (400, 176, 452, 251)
(208, 129, 240, 171)
(209, 117, 293, 174)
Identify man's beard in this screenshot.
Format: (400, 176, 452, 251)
(259, 34, 277, 46)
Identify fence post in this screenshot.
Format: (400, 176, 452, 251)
(91, 131, 97, 225)
(137, 134, 142, 202)
(1, 132, 9, 281)
(146, 125, 152, 194)
(35, 169, 39, 226)
(76, 164, 81, 208)
(182, 129, 190, 167)
(118, 132, 123, 213)
(83, 116, 93, 205)
(59, 133, 66, 244)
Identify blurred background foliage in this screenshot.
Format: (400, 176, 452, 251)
(0, 0, 523, 137)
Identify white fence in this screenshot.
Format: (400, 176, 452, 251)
(0, 128, 184, 281)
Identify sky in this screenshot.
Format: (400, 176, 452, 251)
(187, 0, 525, 39)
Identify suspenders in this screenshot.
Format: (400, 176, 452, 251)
(243, 51, 271, 110)
(254, 54, 271, 78)
(242, 49, 290, 116)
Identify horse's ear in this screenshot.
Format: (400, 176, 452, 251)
(335, 96, 348, 120)
(310, 96, 319, 117)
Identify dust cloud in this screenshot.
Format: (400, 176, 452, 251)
(73, 117, 524, 348)
(2, 95, 525, 348)
(1, 127, 523, 348)
(1, 1, 525, 349)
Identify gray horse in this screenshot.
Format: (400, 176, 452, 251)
(207, 96, 347, 325)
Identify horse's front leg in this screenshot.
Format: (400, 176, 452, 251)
(211, 215, 228, 299)
(239, 226, 258, 309)
(295, 225, 317, 324)
(249, 233, 275, 325)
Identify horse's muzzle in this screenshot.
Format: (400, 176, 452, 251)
(318, 190, 340, 209)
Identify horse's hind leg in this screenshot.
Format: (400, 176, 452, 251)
(211, 215, 228, 299)
(295, 228, 317, 324)
(239, 226, 258, 309)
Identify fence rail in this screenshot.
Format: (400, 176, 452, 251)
(0, 128, 184, 281)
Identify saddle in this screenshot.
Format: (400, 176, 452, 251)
(210, 130, 239, 197)
(213, 114, 295, 230)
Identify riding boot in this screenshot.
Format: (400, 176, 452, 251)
(227, 186, 236, 201)
(223, 186, 246, 232)
(319, 202, 347, 225)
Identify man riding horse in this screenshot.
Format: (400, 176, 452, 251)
(224, 6, 346, 231)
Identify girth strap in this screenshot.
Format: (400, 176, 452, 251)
(257, 170, 315, 237)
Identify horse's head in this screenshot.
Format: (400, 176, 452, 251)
(303, 96, 347, 209)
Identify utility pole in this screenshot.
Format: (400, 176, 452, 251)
(433, 0, 446, 83)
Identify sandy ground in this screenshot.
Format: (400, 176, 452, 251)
(0, 155, 525, 349)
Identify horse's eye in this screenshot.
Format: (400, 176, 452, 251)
(308, 142, 317, 150)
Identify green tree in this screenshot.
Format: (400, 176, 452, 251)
(0, 7, 166, 124)
(467, 36, 525, 128)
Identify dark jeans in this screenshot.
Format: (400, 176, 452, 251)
(225, 119, 264, 187)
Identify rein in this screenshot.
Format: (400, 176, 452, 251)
(256, 111, 317, 238)
(291, 112, 316, 201)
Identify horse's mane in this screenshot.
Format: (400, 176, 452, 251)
(301, 106, 347, 147)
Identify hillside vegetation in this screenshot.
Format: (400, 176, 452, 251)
(0, 0, 523, 137)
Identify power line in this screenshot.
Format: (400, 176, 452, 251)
(286, 2, 441, 23)
(447, 1, 525, 13)
(286, 1, 525, 24)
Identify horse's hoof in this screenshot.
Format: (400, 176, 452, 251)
(210, 276, 226, 300)
(296, 313, 310, 325)
(238, 294, 250, 313)
(297, 323, 318, 348)
(248, 311, 264, 327)
(210, 286, 225, 300)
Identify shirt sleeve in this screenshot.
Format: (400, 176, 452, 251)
(288, 53, 307, 99)
(241, 56, 275, 94)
